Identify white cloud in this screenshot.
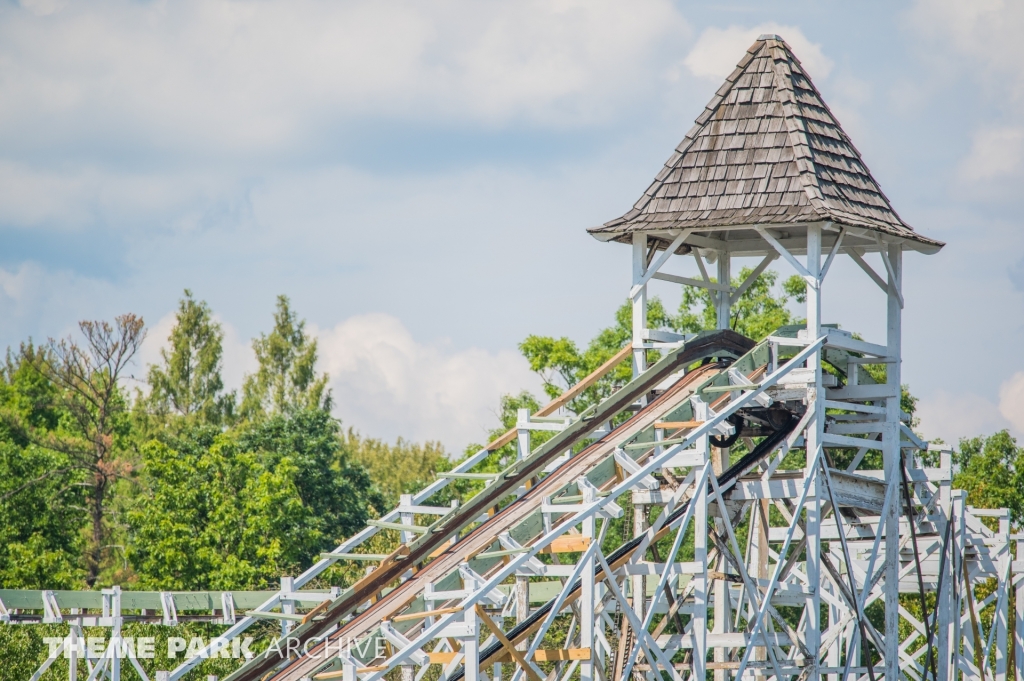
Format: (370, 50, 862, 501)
(0, 262, 121, 344)
(0, 0, 688, 158)
(134, 311, 176, 388)
(133, 308, 541, 450)
(683, 24, 833, 83)
(916, 389, 1012, 445)
(907, 0, 1024, 87)
(998, 371, 1024, 434)
(314, 313, 543, 452)
(959, 126, 1024, 182)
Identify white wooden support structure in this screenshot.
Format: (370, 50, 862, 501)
(16, 34, 1023, 681)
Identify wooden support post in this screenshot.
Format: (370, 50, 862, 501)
(1015, 536, 1024, 681)
(938, 450, 953, 681)
(716, 250, 731, 330)
(826, 577, 840, 681)
(693, 472, 709, 681)
(68, 628, 77, 681)
(110, 586, 122, 681)
(749, 499, 769, 674)
(280, 576, 294, 637)
(805, 223, 823, 675)
(883, 242, 902, 681)
(342, 653, 358, 681)
(632, 233, 648, 378)
(464, 607, 480, 681)
(712, 444, 731, 681)
(580, 482, 597, 681)
(399, 494, 415, 545)
(997, 513, 1011, 681)
(516, 576, 529, 652)
(693, 398, 709, 681)
(516, 409, 531, 462)
(632, 503, 647, 626)
(952, 491, 966, 678)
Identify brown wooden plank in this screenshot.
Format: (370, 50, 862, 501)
(534, 648, 592, 662)
(544, 536, 591, 554)
(654, 420, 703, 430)
(392, 606, 462, 623)
(301, 599, 332, 625)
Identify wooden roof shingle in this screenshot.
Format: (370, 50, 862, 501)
(589, 35, 943, 254)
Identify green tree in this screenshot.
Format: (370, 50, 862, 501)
(127, 410, 383, 589)
(0, 346, 85, 588)
(520, 298, 675, 415)
(953, 430, 1024, 524)
(240, 295, 331, 420)
(675, 267, 805, 341)
(343, 429, 448, 505)
(519, 270, 804, 418)
(11, 315, 145, 587)
(145, 290, 234, 425)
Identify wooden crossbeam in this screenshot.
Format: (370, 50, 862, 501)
(301, 599, 332, 625)
(544, 536, 591, 554)
(534, 648, 591, 662)
(475, 604, 543, 681)
(392, 606, 462, 623)
(654, 420, 703, 430)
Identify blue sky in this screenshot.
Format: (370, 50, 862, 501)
(0, 0, 1022, 450)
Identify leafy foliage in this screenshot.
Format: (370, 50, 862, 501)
(521, 269, 805, 419)
(8, 316, 145, 586)
(240, 295, 331, 420)
(520, 298, 674, 415)
(676, 267, 805, 341)
(343, 429, 448, 505)
(953, 430, 1024, 525)
(145, 290, 234, 425)
(127, 411, 384, 590)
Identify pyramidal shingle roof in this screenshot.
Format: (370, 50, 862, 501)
(590, 35, 943, 254)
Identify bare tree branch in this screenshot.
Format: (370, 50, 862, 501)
(16, 313, 146, 586)
(0, 467, 74, 502)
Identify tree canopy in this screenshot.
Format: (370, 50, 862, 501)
(241, 295, 332, 420)
(520, 267, 805, 416)
(0, 292, 388, 595)
(0, 275, 1019, 677)
(127, 411, 384, 590)
(953, 430, 1024, 525)
(145, 290, 233, 425)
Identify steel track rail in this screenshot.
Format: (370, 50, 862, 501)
(226, 330, 754, 681)
(453, 417, 798, 679)
(268, 360, 725, 681)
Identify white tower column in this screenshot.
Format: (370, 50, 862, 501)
(883, 242, 903, 681)
(804, 224, 823, 677)
(631, 233, 648, 377)
(716, 250, 731, 330)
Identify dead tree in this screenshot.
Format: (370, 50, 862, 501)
(31, 314, 146, 586)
